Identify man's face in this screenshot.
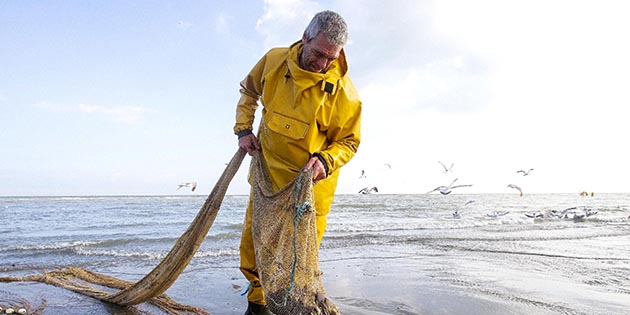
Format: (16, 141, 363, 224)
(300, 33, 342, 73)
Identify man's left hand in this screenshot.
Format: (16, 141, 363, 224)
(304, 157, 327, 182)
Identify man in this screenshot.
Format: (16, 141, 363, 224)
(234, 10, 361, 315)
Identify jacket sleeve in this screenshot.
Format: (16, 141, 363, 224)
(233, 54, 267, 135)
(316, 78, 362, 175)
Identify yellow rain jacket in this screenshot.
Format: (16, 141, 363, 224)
(234, 40, 361, 217)
(235, 40, 361, 305)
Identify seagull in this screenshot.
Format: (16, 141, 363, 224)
(517, 168, 534, 176)
(584, 207, 598, 217)
(358, 186, 378, 194)
(524, 212, 545, 219)
(384, 163, 392, 169)
(465, 199, 476, 206)
(555, 206, 577, 219)
(452, 210, 461, 219)
(486, 210, 510, 218)
(359, 170, 366, 179)
(554, 206, 597, 220)
(427, 178, 472, 195)
(572, 213, 586, 220)
(438, 161, 454, 173)
(507, 184, 523, 197)
(177, 182, 197, 192)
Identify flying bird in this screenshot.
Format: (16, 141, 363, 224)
(427, 178, 472, 195)
(177, 182, 197, 192)
(438, 161, 454, 173)
(516, 168, 534, 176)
(507, 184, 523, 197)
(465, 199, 476, 206)
(358, 186, 378, 194)
(384, 163, 392, 169)
(359, 170, 366, 179)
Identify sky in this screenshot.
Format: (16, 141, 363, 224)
(2, 0, 629, 196)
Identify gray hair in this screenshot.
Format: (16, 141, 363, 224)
(304, 10, 348, 46)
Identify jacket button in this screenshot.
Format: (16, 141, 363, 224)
(285, 124, 291, 129)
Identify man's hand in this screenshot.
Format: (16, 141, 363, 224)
(304, 156, 327, 182)
(238, 134, 260, 156)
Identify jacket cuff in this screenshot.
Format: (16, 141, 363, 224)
(313, 153, 329, 176)
(236, 129, 253, 139)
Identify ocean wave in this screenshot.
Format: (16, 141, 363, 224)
(0, 237, 178, 254)
(73, 247, 163, 260)
(27, 196, 111, 201)
(206, 231, 241, 240)
(0, 240, 103, 253)
(194, 248, 239, 258)
(72, 246, 239, 260)
(219, 222, 244, 231)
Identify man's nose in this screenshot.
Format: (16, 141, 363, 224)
(316, 58, 328, 70)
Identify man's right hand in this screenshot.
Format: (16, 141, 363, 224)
(238, 134, 260, 156)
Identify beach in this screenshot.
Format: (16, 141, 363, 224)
(1, 253, 523, 315)
(2, 194, 629, 314)
(0, 246, 563, 315)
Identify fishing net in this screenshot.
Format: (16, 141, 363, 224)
(0, 149, 247, 315)
(0, 290, 46, 315)
(1, 148, 338, 315)
(250, 152, 338, 315)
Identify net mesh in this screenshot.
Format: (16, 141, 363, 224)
(250, 152, 338, 315)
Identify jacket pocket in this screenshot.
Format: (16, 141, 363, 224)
(266, 111, 310, 140)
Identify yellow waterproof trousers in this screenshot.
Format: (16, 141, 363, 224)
(239, 180, 335, 305)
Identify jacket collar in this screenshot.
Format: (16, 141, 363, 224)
(286, 40, 348, 94)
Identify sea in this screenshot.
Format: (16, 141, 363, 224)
(1, 193, 629, 315)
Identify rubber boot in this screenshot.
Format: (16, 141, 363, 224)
(244, 301, 275, 315)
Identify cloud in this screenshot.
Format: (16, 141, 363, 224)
(334, 1, 493, 114)
(36, 102, 151, 124)
(215, 12, 232, 34)
(255, 0, 320, 50)
(361, 57, 490, 115)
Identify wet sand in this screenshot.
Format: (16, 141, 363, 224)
(2, 251, 531, 315)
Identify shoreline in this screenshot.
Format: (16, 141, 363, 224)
(1, 253, 551, 315)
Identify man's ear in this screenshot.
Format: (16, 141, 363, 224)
(302, 32, 308, 44)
